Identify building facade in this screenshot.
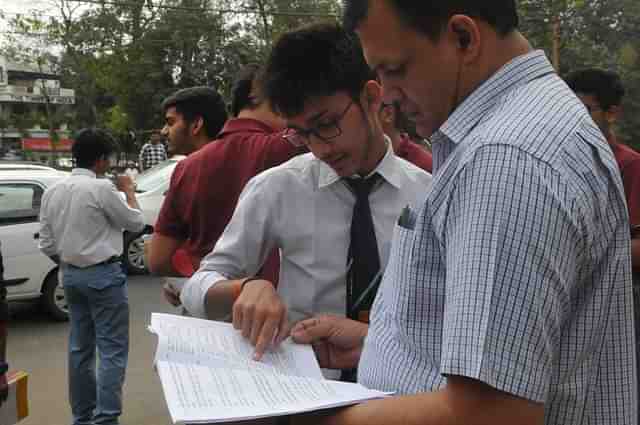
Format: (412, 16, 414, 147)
(0, 56, 75, 165)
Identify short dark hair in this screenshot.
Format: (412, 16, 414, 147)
(161, 86, 228, 138)
(564, 68, 625, 111)
(72, 128, 117, 169)
(230, 63, 263, 117)
(343, 0, 519, 39)
(263, 22, 375, 118)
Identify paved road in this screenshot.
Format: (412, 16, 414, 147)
(8, 274, 181, 425)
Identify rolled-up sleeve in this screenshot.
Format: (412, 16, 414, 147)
(181, 271, 227, 319)
(181, 174, 279, 319)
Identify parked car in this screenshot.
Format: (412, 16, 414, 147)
(0, 161, 56, 172)
(0, 169, 69, 320)
(123, 155, 185, 274)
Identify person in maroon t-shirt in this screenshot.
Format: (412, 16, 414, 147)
(150, 65, 302, 313)
(147, 87, 228, 306)
(380, 101, 433, 173)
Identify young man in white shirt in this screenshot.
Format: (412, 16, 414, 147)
(181, 22, 432, 362)
(39, 128, 144, 425)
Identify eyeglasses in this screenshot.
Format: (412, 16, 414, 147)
(283, 101, 354, 147)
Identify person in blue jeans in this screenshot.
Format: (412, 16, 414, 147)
(39, 128, 145, 425)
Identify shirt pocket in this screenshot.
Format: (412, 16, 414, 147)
(373, 222, 416, 317)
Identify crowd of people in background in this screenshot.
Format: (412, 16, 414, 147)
(25, 1, 640, 425)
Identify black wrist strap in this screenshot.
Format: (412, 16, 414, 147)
(240, 277, 267, 293)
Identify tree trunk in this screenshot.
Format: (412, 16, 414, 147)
(552, 15, 561, 71)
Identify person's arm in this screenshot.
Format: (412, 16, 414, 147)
(116, 175, 141, 210)
(290, 316, 543, 425)
(151, 162, 191, 277)
(101, 177, 144, 233)
(208, 276, 287, 359)
(182, 174, 283, 356)
(294, 379, 542, 425)
(148, 233, 184, 276)
(38, 193, 58, 259)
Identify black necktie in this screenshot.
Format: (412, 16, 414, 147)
(346, 173, 381, 322)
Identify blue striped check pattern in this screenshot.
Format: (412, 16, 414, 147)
(359, 50, 637, 424)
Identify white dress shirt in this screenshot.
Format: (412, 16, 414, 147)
(182, 144, 433, 320)
(39, 168, 145, 268)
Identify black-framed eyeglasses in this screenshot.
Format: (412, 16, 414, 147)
(283, 101, 354, 147)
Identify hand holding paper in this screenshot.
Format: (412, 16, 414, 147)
(149, 313, 388, 424)
(290, 315, 368, 370)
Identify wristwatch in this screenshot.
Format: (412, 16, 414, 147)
(0, 361, 8, 375)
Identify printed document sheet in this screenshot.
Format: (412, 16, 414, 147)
(149, 313, 387, 424)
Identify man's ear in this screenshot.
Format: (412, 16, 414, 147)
(448, 15, 482, 64)
(191, 116, 204, 136)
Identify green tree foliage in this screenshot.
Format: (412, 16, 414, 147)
(0, 0, 340, 137)
(519, 0, 640, 149)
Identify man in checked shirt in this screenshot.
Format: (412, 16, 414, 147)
(289, 1, 637, 424)
(138, 131, 167, 171)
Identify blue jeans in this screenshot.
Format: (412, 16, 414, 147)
(62, 262, 129, 425)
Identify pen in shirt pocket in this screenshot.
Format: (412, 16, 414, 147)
(397, 204, 415, 230)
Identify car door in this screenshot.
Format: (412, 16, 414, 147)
(0, 180, 54, 297)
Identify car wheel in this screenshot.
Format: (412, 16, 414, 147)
(41, 270, 69, 321)
(124, 231, 149, 275)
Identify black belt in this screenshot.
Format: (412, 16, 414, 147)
(97, 256, 121, 266)
(68, 256, 120, 269)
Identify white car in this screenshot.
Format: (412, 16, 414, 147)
(0, 161, 56, 172)
(0, 169, 69, 320)
(123, 155, 185, 274)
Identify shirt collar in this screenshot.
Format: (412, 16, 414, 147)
(318, 137, 404, 190)
(217, 118, 278, 138)
(435, 50, 555, 146)
(71, 168, 97, 178)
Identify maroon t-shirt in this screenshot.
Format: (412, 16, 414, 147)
(611, 139, 640, 227)
(394, 134, 433, 173)
(155, 118, 303, 281)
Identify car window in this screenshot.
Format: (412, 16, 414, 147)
(0, 183, 45, 225)
(135, 160, 177, 193)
